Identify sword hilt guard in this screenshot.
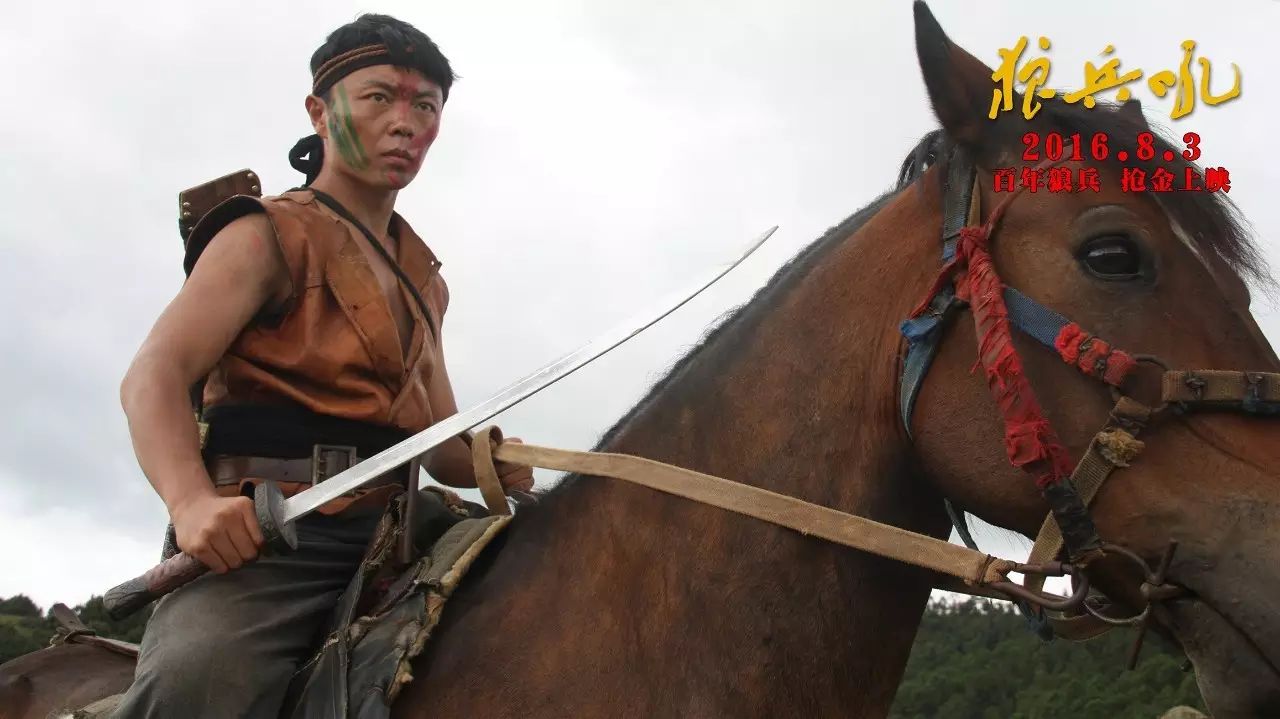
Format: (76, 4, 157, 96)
(255, 480, 298, 554)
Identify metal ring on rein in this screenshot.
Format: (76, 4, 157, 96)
(987, 540, 1185, 623)
(1109, 354, 1174, 416)
(1080, 541, 1185, 626)
(988, 561, 1091, 612)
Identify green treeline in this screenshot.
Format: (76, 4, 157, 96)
(0, 594, 152, 663)
(890, 599, 1206, 719)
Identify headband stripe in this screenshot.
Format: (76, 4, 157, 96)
(312, 43, 391, 96)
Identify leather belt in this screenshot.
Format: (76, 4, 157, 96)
(208, 443, 408, 495)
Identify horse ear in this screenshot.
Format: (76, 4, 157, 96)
(913, 1, 1006, 151)
(1119, 97, 1150, 129)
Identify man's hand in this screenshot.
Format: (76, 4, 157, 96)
(170, 492, 266, 574)
(494, 437, 535, 494)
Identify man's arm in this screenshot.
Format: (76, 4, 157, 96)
(423, 335, 534, 493)
(120, 212, 290, 573)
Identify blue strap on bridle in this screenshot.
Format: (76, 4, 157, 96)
(899, 146, 974, 438)
(899, 146, 1055, 640)
(1004, 287, 1071, 351)
(898, 290, 963, 440)
(899, 286, 1074, 437)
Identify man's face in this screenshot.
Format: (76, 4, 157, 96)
(310, 64, 444, 191)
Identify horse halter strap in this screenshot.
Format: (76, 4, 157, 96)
(901, 146, 1141, 565)
(898, 143, 1280, 646)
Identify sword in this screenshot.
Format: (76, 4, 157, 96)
(103, 225, 777, 619)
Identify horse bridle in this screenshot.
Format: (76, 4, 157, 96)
(898, 143, 1280, 659)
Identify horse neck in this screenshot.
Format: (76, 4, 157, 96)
(418, 178, 954, 717)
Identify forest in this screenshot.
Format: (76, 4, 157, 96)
(889, 599, 1205, 718)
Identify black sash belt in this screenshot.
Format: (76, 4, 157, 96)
(202, 403, 411, 461)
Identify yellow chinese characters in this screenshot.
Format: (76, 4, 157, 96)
(1062, 45, 1142, 108)
(1148, 40, 1242, 120)
(990, 36, 1057, 120)
(988, 36, 1242, 121)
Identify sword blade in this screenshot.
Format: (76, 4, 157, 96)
(282, 225, 777, 521)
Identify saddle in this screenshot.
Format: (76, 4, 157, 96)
(280, 486, 510, 718)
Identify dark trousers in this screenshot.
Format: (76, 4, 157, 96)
(112, 509, 382, 719)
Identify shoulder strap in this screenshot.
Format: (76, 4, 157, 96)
(307, 188, 439, 345)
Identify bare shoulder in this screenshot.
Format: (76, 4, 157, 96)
(191, 210, 290, 307)
(199, 211, 279, 269)
(131, 210, 289, 382)
(181, 207, 286, 323)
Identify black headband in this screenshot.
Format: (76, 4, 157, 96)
(310, 42, 450, 103)
(311, 43, 392, 98)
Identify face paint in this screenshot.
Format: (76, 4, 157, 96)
(327, 84, 370, 171)
(381, 70, 440, 186)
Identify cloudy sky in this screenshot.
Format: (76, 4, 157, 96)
(0, 1, 1276, 609)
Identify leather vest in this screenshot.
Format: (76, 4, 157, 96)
(184, 189, 449, 440)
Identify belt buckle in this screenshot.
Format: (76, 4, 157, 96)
(311, 444, 359, 489)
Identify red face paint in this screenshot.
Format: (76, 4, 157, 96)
(341, 66, 442, 188)
(385, 70, 441, 186)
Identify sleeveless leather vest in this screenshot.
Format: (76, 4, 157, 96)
(184, 189, 449, 440)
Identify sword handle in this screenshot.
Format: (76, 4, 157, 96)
(102, 481, 297, 620)
(103, 551, 207, 620)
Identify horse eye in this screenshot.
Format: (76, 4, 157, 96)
(1080, 235, 1142, 280)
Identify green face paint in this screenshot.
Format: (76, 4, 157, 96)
(327, 84, 370, 171)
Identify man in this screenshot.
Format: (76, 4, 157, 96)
(112, 14, 533, 717)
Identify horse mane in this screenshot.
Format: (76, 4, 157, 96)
(586, 133, 942, 451)
(519, 102, 1267, 505)
(498, 132, 941, 510)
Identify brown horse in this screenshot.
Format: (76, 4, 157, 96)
(3, 3, 1277, 717)
(0, 643, 133, 719)
(400, 5, 1280, 718)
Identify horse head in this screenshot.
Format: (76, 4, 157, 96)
(906, 3, 1280, 714)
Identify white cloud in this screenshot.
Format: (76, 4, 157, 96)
(0, 477, 166, 609)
